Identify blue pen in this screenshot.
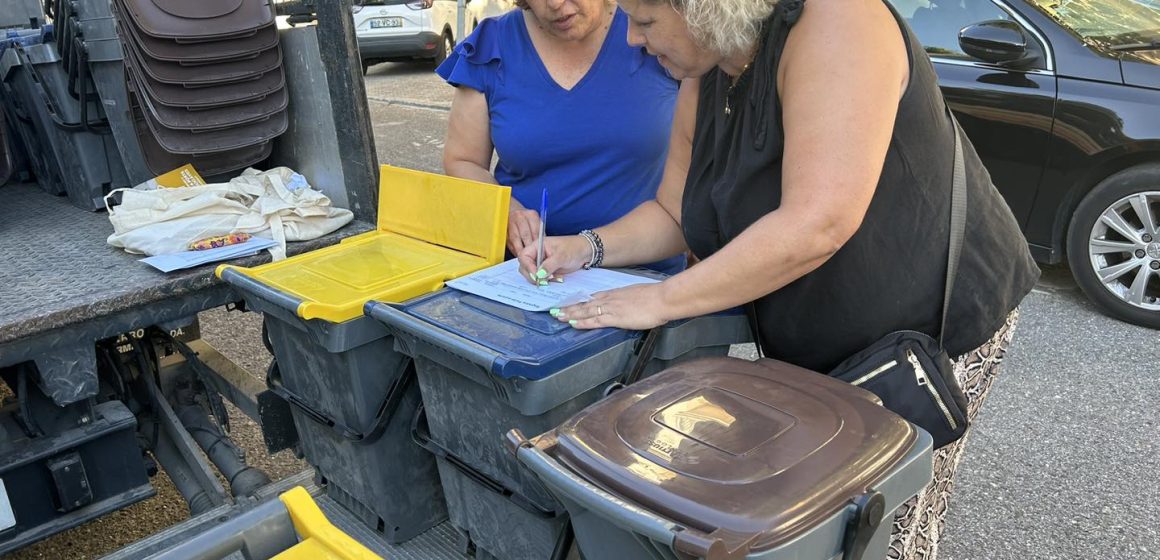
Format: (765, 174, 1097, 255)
(536, 188, 548, 277)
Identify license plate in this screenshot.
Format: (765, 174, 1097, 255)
(370, 17, 402, 29)
(0, 479, 15, 532)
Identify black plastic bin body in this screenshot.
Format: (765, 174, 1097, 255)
(243, 289, 447, 545)
(366, 289, 751, 560)
(8, 41, 129, 210)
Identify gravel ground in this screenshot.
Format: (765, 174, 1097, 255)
(5, 308, 306, 560)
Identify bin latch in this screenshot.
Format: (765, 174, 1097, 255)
(843, 491, 886, 560)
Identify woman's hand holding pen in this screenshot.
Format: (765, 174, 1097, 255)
(518, 233, 675, 330)
(517, 235, 589, 284)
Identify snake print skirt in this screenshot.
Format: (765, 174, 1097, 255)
(888, 308, 1021, 560)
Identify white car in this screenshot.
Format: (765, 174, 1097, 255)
(354, 0, 515, 73)
(465, 0, 516, 30)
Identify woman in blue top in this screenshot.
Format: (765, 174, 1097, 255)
(437, 0, 685, 274)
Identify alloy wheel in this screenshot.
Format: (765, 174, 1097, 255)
(1086, 191, 1160, 311)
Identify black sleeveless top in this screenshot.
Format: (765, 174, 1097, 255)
(681, 0, 1039, 372)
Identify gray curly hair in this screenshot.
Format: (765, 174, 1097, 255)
(643, 0, 780, 56)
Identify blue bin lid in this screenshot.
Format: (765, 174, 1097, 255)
(399, 289, 641, 381)
(0, 25, 51, 61)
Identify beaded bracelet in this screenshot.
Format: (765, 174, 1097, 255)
(579, 229, 604, 270)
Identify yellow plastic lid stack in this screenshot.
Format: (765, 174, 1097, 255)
(273, 486, 383, 560)
(217, 165, 510, 323)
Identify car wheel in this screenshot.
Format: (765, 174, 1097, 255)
(1066, 164, 1160, 329)
(434, 31, 453, 67)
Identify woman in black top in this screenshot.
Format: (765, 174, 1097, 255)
(519, 1, 1039, 557)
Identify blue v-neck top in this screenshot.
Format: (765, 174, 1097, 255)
(437, 8, 684, 274)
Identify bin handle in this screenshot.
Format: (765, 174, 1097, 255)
(218, 267, 306, 317)
(509, 430, 687, 544)
(265, 359, 414, 446)
(364, 301, 500, 369)
(409, 405, 563, 519)
(508, 429, 765, 560)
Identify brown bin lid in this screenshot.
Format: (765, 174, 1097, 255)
(547, 357, 916, 554)
(118, 11, 277, 63)
(119, 25, 282, 87)
(131, 100, 273, 177)
(122, 40, 285, 109)
(117, 0, 274, 42)
(129, 71, 288, 131)
(133, 82, 287, 154)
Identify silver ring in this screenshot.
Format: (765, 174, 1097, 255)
(597, 305, 604, 316)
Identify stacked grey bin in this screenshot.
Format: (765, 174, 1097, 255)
(111, 0, 288, 178)
(218, 268, 449, 545)
(0, 14, 132, 210)
(365, 287, 752, 560)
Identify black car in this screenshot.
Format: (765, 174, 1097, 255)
(886, 0, 1160, 329)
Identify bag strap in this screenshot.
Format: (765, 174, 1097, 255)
(619, 327, 662, 386)
(941, 106, 968, 348)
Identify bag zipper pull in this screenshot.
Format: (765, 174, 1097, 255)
(907, 349, 928, 386)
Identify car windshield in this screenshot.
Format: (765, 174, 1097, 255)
(1027, 0, 1160, 49)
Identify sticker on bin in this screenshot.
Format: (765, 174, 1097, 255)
(0, 478, 15, 532)
(217, 166, 510, 323)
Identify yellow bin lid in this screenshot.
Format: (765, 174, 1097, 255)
(217, 165, 510, 323)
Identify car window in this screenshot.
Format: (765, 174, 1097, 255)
(887, 0, 1022, 61)
(1026, 0, 1159, 49)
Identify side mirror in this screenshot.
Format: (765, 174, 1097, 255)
(959, 20, 1037, 68)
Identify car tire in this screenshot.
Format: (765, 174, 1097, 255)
(1066, 164, 1160, 329)
(433, 31, 453, 67)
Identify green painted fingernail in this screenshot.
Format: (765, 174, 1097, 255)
(528, 273, 537, 283)
(536, 268, 548, 279)
(568, 320, 578, 326)
(549, 308, 561, 317)
(538, 280, 549, 287)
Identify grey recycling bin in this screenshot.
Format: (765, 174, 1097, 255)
(511, 357, 935, 560)
(9, 39, 130, 210)
(365, 288, 750, 560)
(219, 269, 446, 545)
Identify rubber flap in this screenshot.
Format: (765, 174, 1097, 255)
(377, 165, 509, 263)
(547, 357, 916, 553)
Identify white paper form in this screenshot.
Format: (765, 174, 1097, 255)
(446, 259, 661, 312)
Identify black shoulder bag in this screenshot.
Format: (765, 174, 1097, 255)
(826, 110, 970, 449)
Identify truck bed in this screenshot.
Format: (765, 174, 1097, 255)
(0, 182, 373, 346)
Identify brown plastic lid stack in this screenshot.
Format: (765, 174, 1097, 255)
(131, 102, 274, 177)
(117, 0, 276, 43)
(119, 27, 283, 86)
(544, 357, 917, 555)
(130, 72, 289, 131)
(121, 44, 286, 109)
(120, 17, 279, 64)
(128, 84, 286, 154)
